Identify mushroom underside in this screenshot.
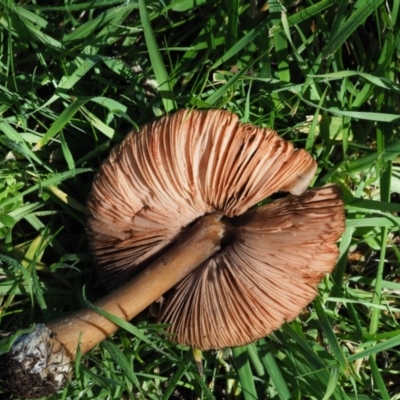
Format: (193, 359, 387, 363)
(87, 109, 344, 350)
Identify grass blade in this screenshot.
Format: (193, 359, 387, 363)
(138, 0, 176, 113)
(259, 340, 291, 400)
(232, 346, 258, 400)
(323, 0, 385, 58)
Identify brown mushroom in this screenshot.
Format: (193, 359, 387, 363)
(0, 109, 345, 399)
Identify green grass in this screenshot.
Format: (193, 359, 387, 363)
(1, 0, 400, 399)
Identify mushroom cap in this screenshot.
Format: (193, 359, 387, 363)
(87, 109, 344, 349)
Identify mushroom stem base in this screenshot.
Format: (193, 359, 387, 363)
(0, 213, 225, 399)
(0, 324, 71, 399)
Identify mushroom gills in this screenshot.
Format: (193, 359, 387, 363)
(157, 184, 345, 350)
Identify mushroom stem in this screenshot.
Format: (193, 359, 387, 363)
(51, 212, 225, 357)
(0, 213, 225, 399)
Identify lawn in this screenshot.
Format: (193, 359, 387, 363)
(0, 0, 400, 399)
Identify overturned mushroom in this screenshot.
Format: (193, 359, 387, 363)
(0, 109, 345, 399)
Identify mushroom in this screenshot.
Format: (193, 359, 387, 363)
(0, 109, 345, 399)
